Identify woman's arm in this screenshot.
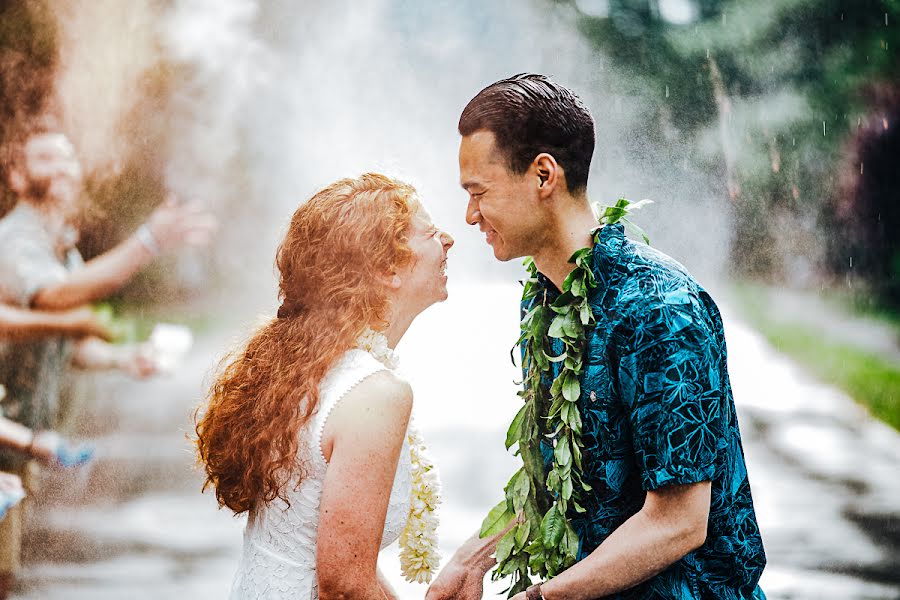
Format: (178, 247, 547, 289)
(316, 370, 413, 600)
(377, 566, 401, 600)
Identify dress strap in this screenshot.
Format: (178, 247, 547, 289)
(312, 349, 390, 466)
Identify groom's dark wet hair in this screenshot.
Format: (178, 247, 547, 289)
(458, 73, 595, 194)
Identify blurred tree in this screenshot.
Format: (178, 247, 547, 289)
(564, 0, 900, 305)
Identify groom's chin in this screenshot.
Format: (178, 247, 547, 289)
(491, 245, 520, 263)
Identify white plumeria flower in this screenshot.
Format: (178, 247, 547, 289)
(356, 328, 440, 583)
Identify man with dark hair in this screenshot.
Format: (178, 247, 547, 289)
(427, 74, 765, 599)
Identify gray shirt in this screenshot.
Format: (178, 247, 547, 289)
(0, 202, 82, 438)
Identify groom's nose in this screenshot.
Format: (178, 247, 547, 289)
(465, 196, 480, 226)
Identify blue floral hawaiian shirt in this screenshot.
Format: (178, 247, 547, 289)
(524, 223, 766, 599)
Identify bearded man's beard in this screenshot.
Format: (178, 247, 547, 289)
(23, 176, 51, 201)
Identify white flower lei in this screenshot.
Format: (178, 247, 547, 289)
(355, 328, 441, 583)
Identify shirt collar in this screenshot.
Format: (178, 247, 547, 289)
(531, 223, 627, 303)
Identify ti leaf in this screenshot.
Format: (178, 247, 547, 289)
(480, 499, 514, 538)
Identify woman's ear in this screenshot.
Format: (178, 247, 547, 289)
(381, 272, 402, 289)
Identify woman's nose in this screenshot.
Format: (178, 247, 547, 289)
(441, 231, 455, 250)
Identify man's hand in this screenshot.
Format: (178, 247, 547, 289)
(426, 559, 485, 600)
(116, 342, 158, 379)
(145, 194, 218, 253)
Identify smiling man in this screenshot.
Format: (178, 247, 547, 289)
(427, 74, 766, 600)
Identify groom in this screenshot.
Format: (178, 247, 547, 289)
(427, 74, 766, 599)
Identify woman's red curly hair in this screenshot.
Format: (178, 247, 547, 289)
(195, 173, 420, 514)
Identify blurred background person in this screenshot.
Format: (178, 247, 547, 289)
(0, 120, 216, 598)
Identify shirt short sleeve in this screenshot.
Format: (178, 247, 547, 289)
(0, 213, 68, 306)
(613, 290, 725, 490)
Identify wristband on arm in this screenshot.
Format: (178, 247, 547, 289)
(136, 224, 161, 256)
(526, 583, 544, 600)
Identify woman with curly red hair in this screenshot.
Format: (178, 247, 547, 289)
(195, 173, 453, 599)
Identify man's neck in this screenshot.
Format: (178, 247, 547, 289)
(532, 201, 597, 291)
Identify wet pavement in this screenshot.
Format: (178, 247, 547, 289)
(14, 283, 900, 599)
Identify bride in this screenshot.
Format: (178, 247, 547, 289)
(195, 173, 454, 599)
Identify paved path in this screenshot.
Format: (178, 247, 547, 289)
(13, 283, 900, 599)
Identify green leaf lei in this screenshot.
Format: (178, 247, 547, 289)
(480, 198, 652, 596)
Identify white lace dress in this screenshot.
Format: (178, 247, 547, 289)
(229, 349, 412, 599)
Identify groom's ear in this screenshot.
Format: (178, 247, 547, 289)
(533, 153, 559, 198)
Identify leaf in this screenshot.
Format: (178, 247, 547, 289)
(569, 406, 583, 435)
(514, 519, 531, 551)
(554, 436, 571, 467)
(480, 500, 514, 538)
(628, 198, 654, 211)
(546, 469, 560, 492)
(547, 350, 567, 363)
(510, 468, 531, 513)
(623, 217, 651, 245)
(505, 404, 528, 450)
(579, 302, 592, 325)
(561, 476, 573, 501)
(510, 574, 531, 596)
(547, 314, 567, 338)
(562, 374, 581, 403)
(571, 276, 584, 298)
(560, 401, 570, 425)
(564, 522, 580, 562)
(540, 505, 566, 549)
(495, 528, 517, 565)
(528, 547, 546, 572)
(562, 313, 582, 338)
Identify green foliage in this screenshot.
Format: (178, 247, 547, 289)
(732, 282, 900, 431)
(481, 198, 649, 595)
(766, 324, 900, 431)
(567, 0, 900, 305)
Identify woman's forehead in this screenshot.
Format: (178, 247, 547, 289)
(412, 205, 434, 227)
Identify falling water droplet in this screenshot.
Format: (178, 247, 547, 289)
(823, 121, 827, 136)
(792, 137, 795, 146)
(665, 85, 670, 98)
(886, 12, 889, 26)
(860, 162, 864, 174)
(849, 256, 853, 268)
(706, 48, 710, 59)
(841, 12, 844, 21)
